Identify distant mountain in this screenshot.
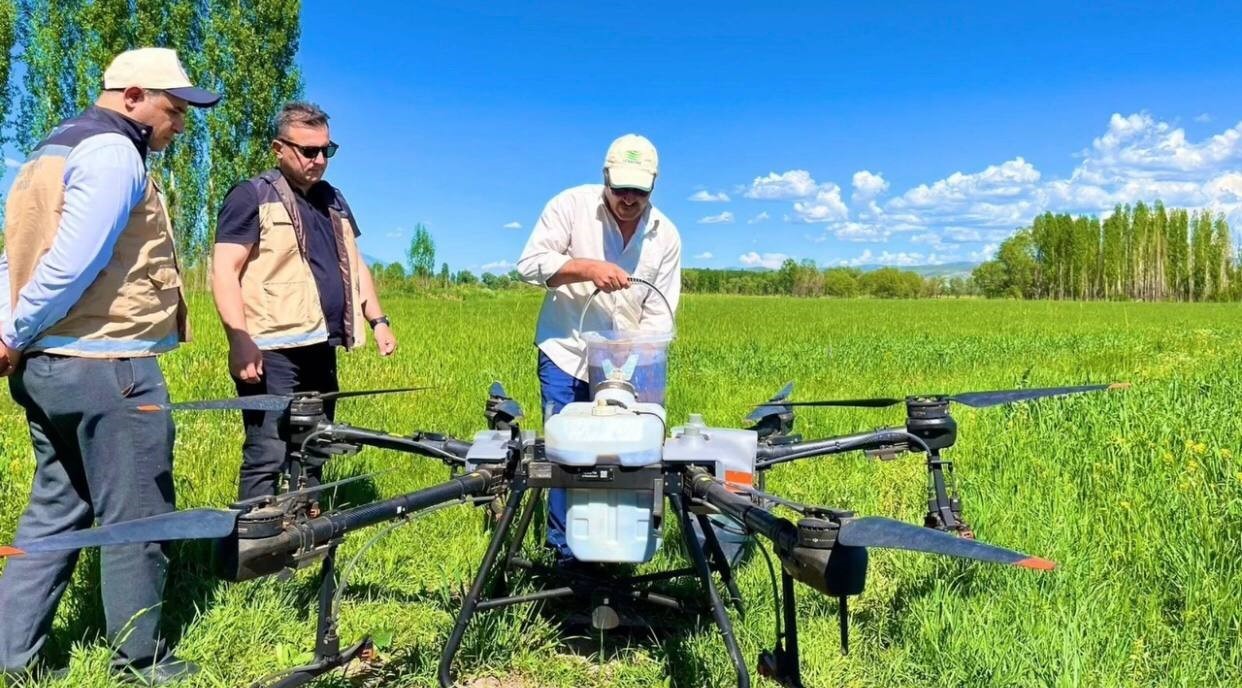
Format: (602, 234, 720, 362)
(709, 262, 980, 278)
(887, 262, 979, 279)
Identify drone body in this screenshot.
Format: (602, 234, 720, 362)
(0, 377, 1121, 688)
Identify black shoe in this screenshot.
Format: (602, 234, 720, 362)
(116, 658, 200, 686)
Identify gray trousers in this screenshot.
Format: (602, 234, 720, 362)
(0, 354, 175, 671)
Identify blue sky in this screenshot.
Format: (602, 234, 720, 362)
(302, 2, 1242, 272)
(4, 3, 1238, 274)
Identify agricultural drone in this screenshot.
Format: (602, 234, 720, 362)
(0, 365, 1126, 688)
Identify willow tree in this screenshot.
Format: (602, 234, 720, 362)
(8, 0, 302, 265)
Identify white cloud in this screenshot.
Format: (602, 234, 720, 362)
(1079, 112, 1242, 183)
(4, 157, 20, 169)
(792, 184, 848, 222)
(838, 249, 954, 267)
(851, 170, 889, 201)
(739, 251, 790, 269)
(970, 244, 999, 261)
(747, 211, 770, 224)
(694, 251, 714, 260)
(480, 260, 515, 273)
(732, 112, 1242, 260)
(503, 221, 522, 229)
(893, 158, 1041, 210)
(1195, 113, 1213, 124)
(744, 170, 819, 199)
(385, 228, 405, 239)
(698, 211, 735, 224)
(688, 189, 731, 202)
(832, 222, 889, 242)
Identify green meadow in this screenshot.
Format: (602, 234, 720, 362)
(1, 292, 1239, 687)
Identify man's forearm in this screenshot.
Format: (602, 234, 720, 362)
(358, 263, 385, 320)
(547, 258, 606, 287)
(211, 273, 251, 341)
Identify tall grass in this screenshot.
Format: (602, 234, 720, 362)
(0, 293, 1238, 687)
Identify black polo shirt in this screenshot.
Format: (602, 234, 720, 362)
(216, 179, 359, 345)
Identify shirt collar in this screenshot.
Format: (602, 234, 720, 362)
(84, 106, 152, 160)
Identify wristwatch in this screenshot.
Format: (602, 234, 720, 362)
(368, 315, 390, 329)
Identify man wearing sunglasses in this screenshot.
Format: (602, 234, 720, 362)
(211, 102, 396, 500)
(516, 134, 682, 564)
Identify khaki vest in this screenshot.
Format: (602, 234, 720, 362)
(239, 170, 366, 351)
(4, 111, 187, 358)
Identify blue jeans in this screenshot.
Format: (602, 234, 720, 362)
(537, 351, 590, 558)
(0, 354, 176, 671)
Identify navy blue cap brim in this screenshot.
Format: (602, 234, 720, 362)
(165, 86, 220, 108)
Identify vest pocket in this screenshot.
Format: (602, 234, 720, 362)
(261, 281, 312, 333)
(148, 265, 182, 290)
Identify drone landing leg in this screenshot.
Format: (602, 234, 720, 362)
(504, 487, 542, 566)
(256, 545, 373, 688)
(926, 453, 970, 536)
(438, 480, 528, 688)
(695, 513, 745, 616)
(671, 493, 750, 688)
(758, 571, 805, 688)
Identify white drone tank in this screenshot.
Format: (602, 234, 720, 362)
(664, 413, 758, 485)
(544, 378, 667, 563)
(664, 413, 759, 552)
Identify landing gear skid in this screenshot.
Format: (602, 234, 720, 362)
(437, 476, 761, 688)
(255, 545, 375, 688)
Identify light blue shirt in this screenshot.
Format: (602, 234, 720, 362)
(0, 133, 147, 350)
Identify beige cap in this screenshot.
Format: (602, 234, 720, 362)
(604, 134, 659, 191)
(103, 47, 220, 107)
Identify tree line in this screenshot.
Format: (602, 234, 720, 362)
(973, 204, 1240, 301)
(391, 205, 1241, 301)
(0, 0, 301, 265)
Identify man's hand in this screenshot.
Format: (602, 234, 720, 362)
(374, 323, 397, 356)
(228, 332, 264, 383)
(0, 342, 21, 377)
(589, 261, 631, 293)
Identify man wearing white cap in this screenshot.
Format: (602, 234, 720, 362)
(0, 47, 217, 684)
(517, 134, 682, 562)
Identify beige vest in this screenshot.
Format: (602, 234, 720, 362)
(5, 151, 187, 358)
(239, 170, 366, 351)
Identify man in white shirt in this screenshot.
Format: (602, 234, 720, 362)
(517, 134, 681, 561)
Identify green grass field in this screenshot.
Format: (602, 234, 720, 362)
(1, 293, 1239, 687)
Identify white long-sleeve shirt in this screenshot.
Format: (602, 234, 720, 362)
(517, 184, 682, 381)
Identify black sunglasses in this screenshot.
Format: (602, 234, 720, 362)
(609, 186, 650, 198)
(278, 138, 339, 160)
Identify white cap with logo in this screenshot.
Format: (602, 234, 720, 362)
(103, 47, 220, 108)
(604, 134, 659, 192)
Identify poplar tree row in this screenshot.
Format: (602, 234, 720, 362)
(0, 0, 302, 265)
(973, 203, 1239, 301)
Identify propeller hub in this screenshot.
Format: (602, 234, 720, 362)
(795, 517, 839, 549)
(905, 399, 956, 451)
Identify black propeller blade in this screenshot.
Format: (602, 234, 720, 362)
(744, 380, 795, 424)
(760, 383, 1128, 411)
(945, 383, 1129, 408)
(322, 386, 433, 401)
(488, 381, 509, 399)
(837, 516, 1054, 570)
(487, 380, 524, 422)
(1, 508, 242, 557)
(494, 399, 524, 421)
(139, 386, 433, 413)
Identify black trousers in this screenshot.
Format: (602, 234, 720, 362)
(233, 343, 338, 500)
